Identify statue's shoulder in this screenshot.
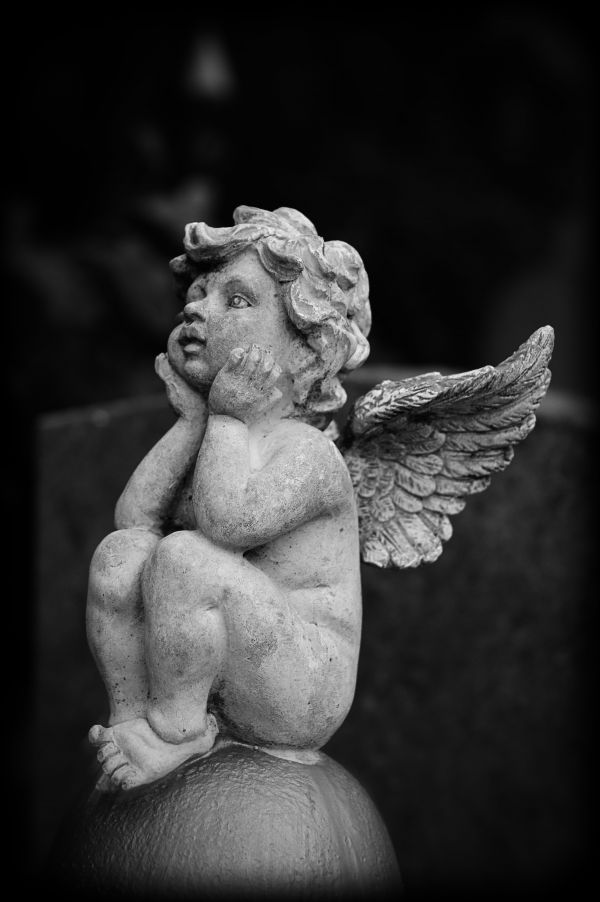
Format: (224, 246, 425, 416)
(274, 418, 343, 459)
(268, 420, 354, 509)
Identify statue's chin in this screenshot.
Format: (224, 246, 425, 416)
(174, 356, 212, 394)
(167, 337, 212, 395)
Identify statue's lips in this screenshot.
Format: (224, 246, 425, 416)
(178, 327, 206, 356)
(181, 341, 205, 356)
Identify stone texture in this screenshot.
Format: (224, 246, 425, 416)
(84, 227, 371, 791)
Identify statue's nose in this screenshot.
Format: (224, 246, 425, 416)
(183, 291, 208, 322)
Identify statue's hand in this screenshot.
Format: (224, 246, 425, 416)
(209, 345, 283, 424)
(155, 353, 206, 423)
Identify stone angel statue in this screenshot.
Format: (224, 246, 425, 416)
(86, 205, 553, 791)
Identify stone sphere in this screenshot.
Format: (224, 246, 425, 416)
(49, 742, 401, 899)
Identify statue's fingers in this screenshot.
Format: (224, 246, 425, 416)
(263, 363, 282, 391)
(260, 349, 275, 375)
(241, 344, 262, 374)
(226, 347, 246, 371)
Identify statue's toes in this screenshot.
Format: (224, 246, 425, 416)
(95, 773, 114, 793)
(88, 724, 111, 746)
(103, 750, 128, 778)
(111, 764, 138, 791)
(97, 741, 119, 764)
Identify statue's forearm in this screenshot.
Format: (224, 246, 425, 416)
(193, 415, 251, 529)
(115, 415, 207, 533)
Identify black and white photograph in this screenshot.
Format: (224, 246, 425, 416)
(7, 8, 594, 899)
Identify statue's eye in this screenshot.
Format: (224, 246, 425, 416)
(229, 295, 251, 309)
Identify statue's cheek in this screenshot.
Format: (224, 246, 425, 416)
(166, 327, 181, 354)
(206, 328, 249, 373)
(166, 330, 187, 373)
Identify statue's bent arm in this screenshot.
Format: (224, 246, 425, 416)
(194, 415, 346, 550)
(114, 414, 206, 534)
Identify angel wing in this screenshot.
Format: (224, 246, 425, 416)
(340, 326, 554, 569)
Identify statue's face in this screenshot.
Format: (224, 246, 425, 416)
(167, 247, 300, 392)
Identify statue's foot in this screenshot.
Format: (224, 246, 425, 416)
(88, 715, 219, 791)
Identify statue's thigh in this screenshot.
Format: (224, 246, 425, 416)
(217, 563, 350, 747)
(146, 529, 302, 639)
(145, 530, 346, 745)
(219, 557, 316, 674)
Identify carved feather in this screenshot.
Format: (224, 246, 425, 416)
(341, 326, 554, 569)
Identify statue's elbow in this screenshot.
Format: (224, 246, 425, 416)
(114, 495, 133, 530)
(194, 505, 247, 551)
(114, 496, 162, 534)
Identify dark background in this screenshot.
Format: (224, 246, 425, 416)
(6, 8, 593, 415)
(4, 8, 595, 899)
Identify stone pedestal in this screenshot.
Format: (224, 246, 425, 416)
(48, 742, 401, 899)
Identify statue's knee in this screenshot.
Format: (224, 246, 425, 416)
(146, 531, 228, 613)
(150, 530, 199, 571)
(150, 530, 220, 579)
(89, 528, 157, 604)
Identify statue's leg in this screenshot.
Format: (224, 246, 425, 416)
(218, 585, 358, 750)
(142, 530, 357, 750)
(86, 528, 159, 724)
(141, 530, 229, 744)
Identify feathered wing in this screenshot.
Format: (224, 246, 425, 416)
(341, 326, 554, 569)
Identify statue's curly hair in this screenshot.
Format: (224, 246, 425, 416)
(170, 205, 371, 426)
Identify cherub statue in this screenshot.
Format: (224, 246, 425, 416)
(87, 206, 553, 791)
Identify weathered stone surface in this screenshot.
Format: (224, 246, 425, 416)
(48, 742, 400, 899)
(84, 211, 374, 792)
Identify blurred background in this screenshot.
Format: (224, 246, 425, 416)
(7, 8, 593, 414)
(5, 7, 595, 899)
